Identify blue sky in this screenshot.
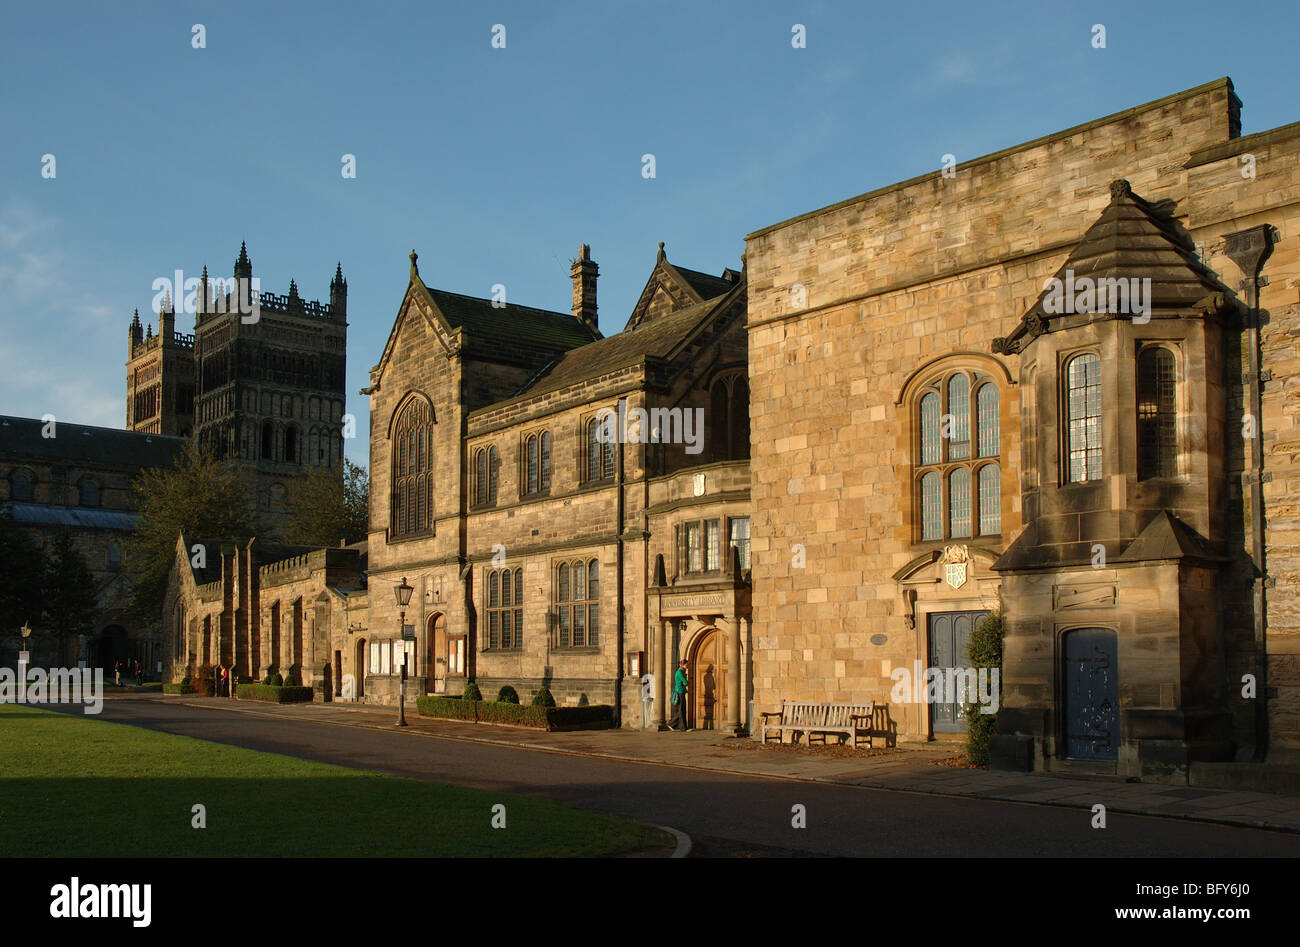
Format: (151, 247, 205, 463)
(2, 0, 1297, 467)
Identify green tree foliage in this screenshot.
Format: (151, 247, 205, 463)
(42, 532, 99, 665)
(283, 458, 369, 547)
(963, 609, 1004, 766)
(0, 509, 46, 638)
(125, 442, 258, 626)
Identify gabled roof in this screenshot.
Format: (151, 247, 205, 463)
(624, 244, 742, 331)
(500, 276, 745, 405)
(425, 287, 596, 350)
(369, 255, 597, 385)
(993, 179, 1235, 354)
(0, 416, 185, 468)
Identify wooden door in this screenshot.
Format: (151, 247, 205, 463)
(1064, 627, 1119, 761)
(928, 610, 988, 733)
(692, 628, 727, 730)
(428, 614, 447, 694)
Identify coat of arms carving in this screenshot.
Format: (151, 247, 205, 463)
(942, 544, 969, 590)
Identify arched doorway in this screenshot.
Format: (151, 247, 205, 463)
(427, 613, 447, 694)
(690, 627, 727, 731)
(96, 625, 128, 671)
(354, 637, 366, 699)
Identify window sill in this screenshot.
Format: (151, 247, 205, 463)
(553, 647, 601, 655)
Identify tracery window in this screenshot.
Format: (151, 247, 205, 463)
(585, 415, 615, 482)
(390, 397, 434, 537)
(523, 431, 551, 496)
(914, 370, 1001, 541)
(486, 567, 523, 650)
(555, 559, 599, 649)
(474, 445, 499, 506)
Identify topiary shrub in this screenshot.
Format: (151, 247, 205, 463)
(192, 663, 216, 697)
(272, 671, 284, 687)
(962, 609, 1004, 766)
(496, 685, 519, 704)
(283, 666, 302, 687)
(261, 669, 274, 685)
(531, 686, 556, 708)
(462, 681, 482, 702)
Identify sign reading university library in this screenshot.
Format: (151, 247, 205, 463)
(660, 591, 728, 615)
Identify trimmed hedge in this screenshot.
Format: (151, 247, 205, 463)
(162, 682, 196, 695)
(416, 696, 613, 731)
(236, 683, 315, 704)
(462, 681, 483, 702)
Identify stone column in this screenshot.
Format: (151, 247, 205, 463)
(740, 616, 751, 735)
(656, 619, 670, 729)
(724, 617, 741, 734)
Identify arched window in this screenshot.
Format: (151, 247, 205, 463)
(10, 469, 33, 502)
(586, 416, 614, 482)
(390, 397, 434, 537)
(108, 541, 122, 571)
(540, 432, 551, 491)
(1065, 353, 1102, 483)
(978, 463, 1001, 536)
(473, 447, 498, 506)
(977, 384, 999, 458)
(526, 435, 539, 494)
(285, 425, 299, 464)
(80, 479, 99, 507)
(485, 566, 522, 649)
(1138, 347, 1177, 479)
(261, 420, 274, 460)
(913, 369, 1002, 542)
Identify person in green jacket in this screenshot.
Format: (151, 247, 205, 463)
(668, 659, 689, 730)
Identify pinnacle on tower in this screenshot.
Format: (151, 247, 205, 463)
(409, 249, 419, 281)
(288, 278, 300, 302)
(234, 241, 252, 280)
(657, 241, 666, 262)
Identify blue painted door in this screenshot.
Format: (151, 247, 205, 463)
(1064, 627, 1119, 761)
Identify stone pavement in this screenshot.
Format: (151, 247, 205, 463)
(155, 694, 1300, 834)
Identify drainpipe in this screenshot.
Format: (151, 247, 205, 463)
(1223, 225, 1274, 762)
(615, 397, 627, 727)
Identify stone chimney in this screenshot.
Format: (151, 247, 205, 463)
(571, 244, 598, 335)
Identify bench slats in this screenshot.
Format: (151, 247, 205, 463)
(761, 700, 875, 748)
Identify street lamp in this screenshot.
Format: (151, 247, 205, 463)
(395, 576, 414, 727)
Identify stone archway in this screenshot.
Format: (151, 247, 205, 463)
(689, 626, 727, 731)
(354, 637, 366, 699)
(427, 613, 446, 694)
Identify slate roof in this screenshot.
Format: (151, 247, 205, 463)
(426, 287, 596, 351)
(673, 265, 738, 302)
(0, 416, 185, 468)
(3, 501, 138, 531)
(506, 292, 729, 403)
(995, 179, 1235, 352)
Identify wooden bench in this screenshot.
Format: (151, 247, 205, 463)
(760, 700, 875, 748)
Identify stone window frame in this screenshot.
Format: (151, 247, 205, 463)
(554, 557, 600, 651)
(472, 445, 500, 508)
(519, 429, 552, 499)
(1135, 342, 1181, 481)
(388, 393, 436, 540)
(906, 364, 1003, 545)
(1062, 349, 1103, 485)
(78, 477, 101, 508)
(708, 368, 751, 462)
(484, 566, 524, 651)
(9, 467, 35, 503)
(677, 517, 724, 576)
(728, 515, 751, 572)
(581, 411, 616, 486)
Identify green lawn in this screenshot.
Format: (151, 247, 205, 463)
(0, 704, 670, 857)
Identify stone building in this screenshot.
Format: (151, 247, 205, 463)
(126, 243, 349, 535)
(167, 243, 753, 729)
(744, 77, 1300, 782)
(164, 77, 1300, 785)
(0, 415, 185, 670)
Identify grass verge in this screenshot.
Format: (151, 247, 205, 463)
(0, 704, 671, 858)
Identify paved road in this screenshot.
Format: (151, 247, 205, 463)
(59, 699, 1300, 857)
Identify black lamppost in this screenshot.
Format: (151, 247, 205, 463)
(395, 576, 414, 727)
